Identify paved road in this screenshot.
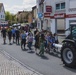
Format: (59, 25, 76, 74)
(0, 36, 76, 75)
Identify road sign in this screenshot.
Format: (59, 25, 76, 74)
(38, 13, 43, 19)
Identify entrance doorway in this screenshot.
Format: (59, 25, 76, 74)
(56, 19, 65, 33)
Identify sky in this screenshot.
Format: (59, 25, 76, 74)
(0, 0, 36, 14)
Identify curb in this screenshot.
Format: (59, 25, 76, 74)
(0, 49, 43, 75)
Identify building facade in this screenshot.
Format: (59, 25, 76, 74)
(32, 6, 37, 27)
(36, 0, 45, 31)
(28, 12, 33, 23)
(32, 6, 37, 22)
(0, 3, 7, 26)
(16, 11, 29, 23)
(36, 0, 76, 35)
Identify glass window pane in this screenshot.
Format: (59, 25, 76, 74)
(61, 2, 65, 9)
(72, 26, 76, 40)
(56, 4, 60, 10)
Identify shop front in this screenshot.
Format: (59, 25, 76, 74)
(0, 21, 8, 29)
(54, 13, 66, 33)
(50, 13, 66, 34)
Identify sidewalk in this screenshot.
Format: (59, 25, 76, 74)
(0, 51, 42, 75)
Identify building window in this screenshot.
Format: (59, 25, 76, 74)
(61, 2, 65, 9)
(56, 4, 60, 10)
(3, 15, 4, 18)
(56, 2, 65, 10)
(1, 15, 2, 18)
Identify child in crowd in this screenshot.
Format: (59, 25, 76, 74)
(27, 32, 33, 50)
(54, 33, 59, 44)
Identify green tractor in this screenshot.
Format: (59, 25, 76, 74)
(61, 22, 76, 68)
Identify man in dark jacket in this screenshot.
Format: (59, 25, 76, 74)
(34, 28, 38, 36)
(8, 28, 12, 45)
(15, 29, 20, 45)
(1, 27, 7, 44)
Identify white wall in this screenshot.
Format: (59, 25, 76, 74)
(43, 19, 47, 30)
(0, 6, 5, 21)
(51, 19, 55, 34)
(69, 0, 76, 8)
(66, 0, 76, 14)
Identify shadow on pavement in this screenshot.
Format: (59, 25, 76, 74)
(41, 55, 49, 60)
(63, 66, 76, 73)
(27, 51, 35, 54)
(16, 44, 20, 46)
(21, 49, 28, 51)
(2, 43, 7, 45)
(36, 53, 49, 60)
(48, 52, 61, 59)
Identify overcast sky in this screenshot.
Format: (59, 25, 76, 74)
(0, 0, 36, 14)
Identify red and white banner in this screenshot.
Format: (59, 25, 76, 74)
(66, 14, 76, 18)
(44, 13, 50, 18)
(44, 13, 76, 18)
(54, 13, 66, 18)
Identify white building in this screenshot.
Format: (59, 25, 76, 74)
(36, 0, 76, 35)
(0, 3, 7, 26)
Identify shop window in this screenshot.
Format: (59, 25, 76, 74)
(56, 4, 60, 10)
(61, 2, 65, 9)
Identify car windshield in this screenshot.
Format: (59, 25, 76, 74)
(72, 26, 76, 40)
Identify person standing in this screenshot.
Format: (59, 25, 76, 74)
(7, 28, 12, 45)
(15, 28, 20, 45)
(27, 32, 33, 50)
(12, 28, 16, 43)
(54, 33, 59, 44)
(39, 34, 45, 56)
(34, 31, 40, 53)
(20, 30, 26, 50)
(34, 28, 38, 36)
(1, 27, 7, 44)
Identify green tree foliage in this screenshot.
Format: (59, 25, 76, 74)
(5, 11, 17, 25)
(5, 11, 10, 21)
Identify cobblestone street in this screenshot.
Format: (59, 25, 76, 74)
(0, 52, 42, 75)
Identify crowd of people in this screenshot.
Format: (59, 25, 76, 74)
(1, 27, 59, 56)
(34, 28, 59, 56)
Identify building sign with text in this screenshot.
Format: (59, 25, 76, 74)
(46, 6, 52, 13)
(44, 13, 50, 18)
(54, 13, 66, 18)
(66, 14, 76, 18)
(0, 21, 8, 25)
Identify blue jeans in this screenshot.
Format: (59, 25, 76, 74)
(28, 42, 32, 50)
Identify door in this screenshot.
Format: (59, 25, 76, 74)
(56, 19, 65, 33)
